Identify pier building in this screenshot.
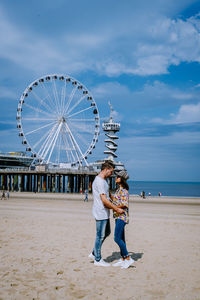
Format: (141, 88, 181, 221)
(0, 152, 33, 168)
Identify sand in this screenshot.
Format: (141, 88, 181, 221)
(0, 193, 200, 300)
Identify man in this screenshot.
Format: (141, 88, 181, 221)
(89, 161, 124, 267)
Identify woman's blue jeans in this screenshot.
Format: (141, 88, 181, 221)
(114, 218, 129, 258)
(93, 219, 111, 262)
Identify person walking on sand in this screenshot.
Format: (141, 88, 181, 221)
(84, 189, 88, 202)
(89, 161, 124, 267)
(110, 170, 134, 269)
(1, 191, 6, 200)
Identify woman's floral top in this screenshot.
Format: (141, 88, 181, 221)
(112, 187, 129, 224)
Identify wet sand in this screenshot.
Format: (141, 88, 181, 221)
(0, 193, 200, 300)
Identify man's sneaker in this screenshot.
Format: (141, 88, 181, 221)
(88, 253, 95, 261)
(94, 259, 110, 267)
(112, 258, 123, 267)
(121, 258, 134, 269)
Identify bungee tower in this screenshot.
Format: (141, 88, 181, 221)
(102, 102, 120, 161)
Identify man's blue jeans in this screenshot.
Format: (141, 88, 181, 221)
(93, 219, 111, 262)
(114, 218, 129, 258)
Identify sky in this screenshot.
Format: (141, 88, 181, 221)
(0, 0, 200, 181)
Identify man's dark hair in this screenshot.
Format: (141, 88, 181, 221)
(101, 161, 114, 171)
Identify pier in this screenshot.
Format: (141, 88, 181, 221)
(0, 168, 116, 193)
(0, 168, 95, 193)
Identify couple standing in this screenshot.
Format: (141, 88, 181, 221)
(89, 161, 134, 269)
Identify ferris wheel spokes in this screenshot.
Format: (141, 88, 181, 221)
(74, 130, 90, 148)
(23, 117, 56, 121)
(46, 122, 63, 164)
(61, 80, 67, 115)
(52, 79, 61, 115)
(26, 120, 56, 136)
(32, 125, 55, 152)
(62, 133, 71, 162)
(64, 124, 82, 165)
(64, 122, 88, 165)
(67, 94, 87, 116)
(67, 120, 90, 147)
(63, 85, 78, 116)
(56, 130, 64, 164)
(69, 118, 94, 131)
(41, 82, 58, 113)
(31, 89, 55, 115)
(24, 102, 54, 118)
(70, 118, 95, 122)
(37, 123, 59, 159)
(67, 106, 93, 119)
(42, 123, 61, 163)
(62, 125, 77, 162)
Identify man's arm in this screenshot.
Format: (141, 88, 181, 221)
(109, 191, 113, 201)
(100, 194, 124, 214)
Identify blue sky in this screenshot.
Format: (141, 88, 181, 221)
(0, 0, 200, 181)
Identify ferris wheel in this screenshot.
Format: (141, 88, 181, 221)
(16, 74, 100, 166)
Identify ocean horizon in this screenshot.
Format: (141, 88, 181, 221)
(128, 181, 200, 197)
(38, 179, 200, 198)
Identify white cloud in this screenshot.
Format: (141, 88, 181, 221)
(92, 82, 130, 99)
(133, 55, 170, 76)
(0, 7, 90, 75)
(130, 15, 200, 76)
(172, 92, 193, 100)
(92, 13, 200, 76)
(93, 80, 197, 113)
(152, 102, 200, 124)
(64, 34, 107, 49)
(92, 80, 200, 126)
(0, 4, 200, 77)
(120, 131, 200, 157)
(173, 102, 200, 123)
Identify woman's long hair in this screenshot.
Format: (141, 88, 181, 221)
(120, 177, 129, 191)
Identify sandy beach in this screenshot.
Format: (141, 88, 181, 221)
(0, 193, 200, 300)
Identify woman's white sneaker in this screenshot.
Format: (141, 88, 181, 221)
(94, 259, 110, 267)
(112, 258, 123, 267)
(121, 258, 134, 269)
(88, 253, 95, 261)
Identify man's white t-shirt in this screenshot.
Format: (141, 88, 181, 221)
(92, 175, 110, 220)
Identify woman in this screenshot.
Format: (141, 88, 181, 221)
(110, 170, 134, 269)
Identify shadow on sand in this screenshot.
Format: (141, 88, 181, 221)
(105, 251, 144, 263)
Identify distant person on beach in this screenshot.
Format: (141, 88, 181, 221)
(89, 161, 124, 267)
(110, 170, 134, 269)
(84, 189, 88, 202)
(158, 192, 162, 197)
(142, 191, 145, 199)
(1, 191, 6, 200)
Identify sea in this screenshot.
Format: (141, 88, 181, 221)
(128, 181, 200, 197)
